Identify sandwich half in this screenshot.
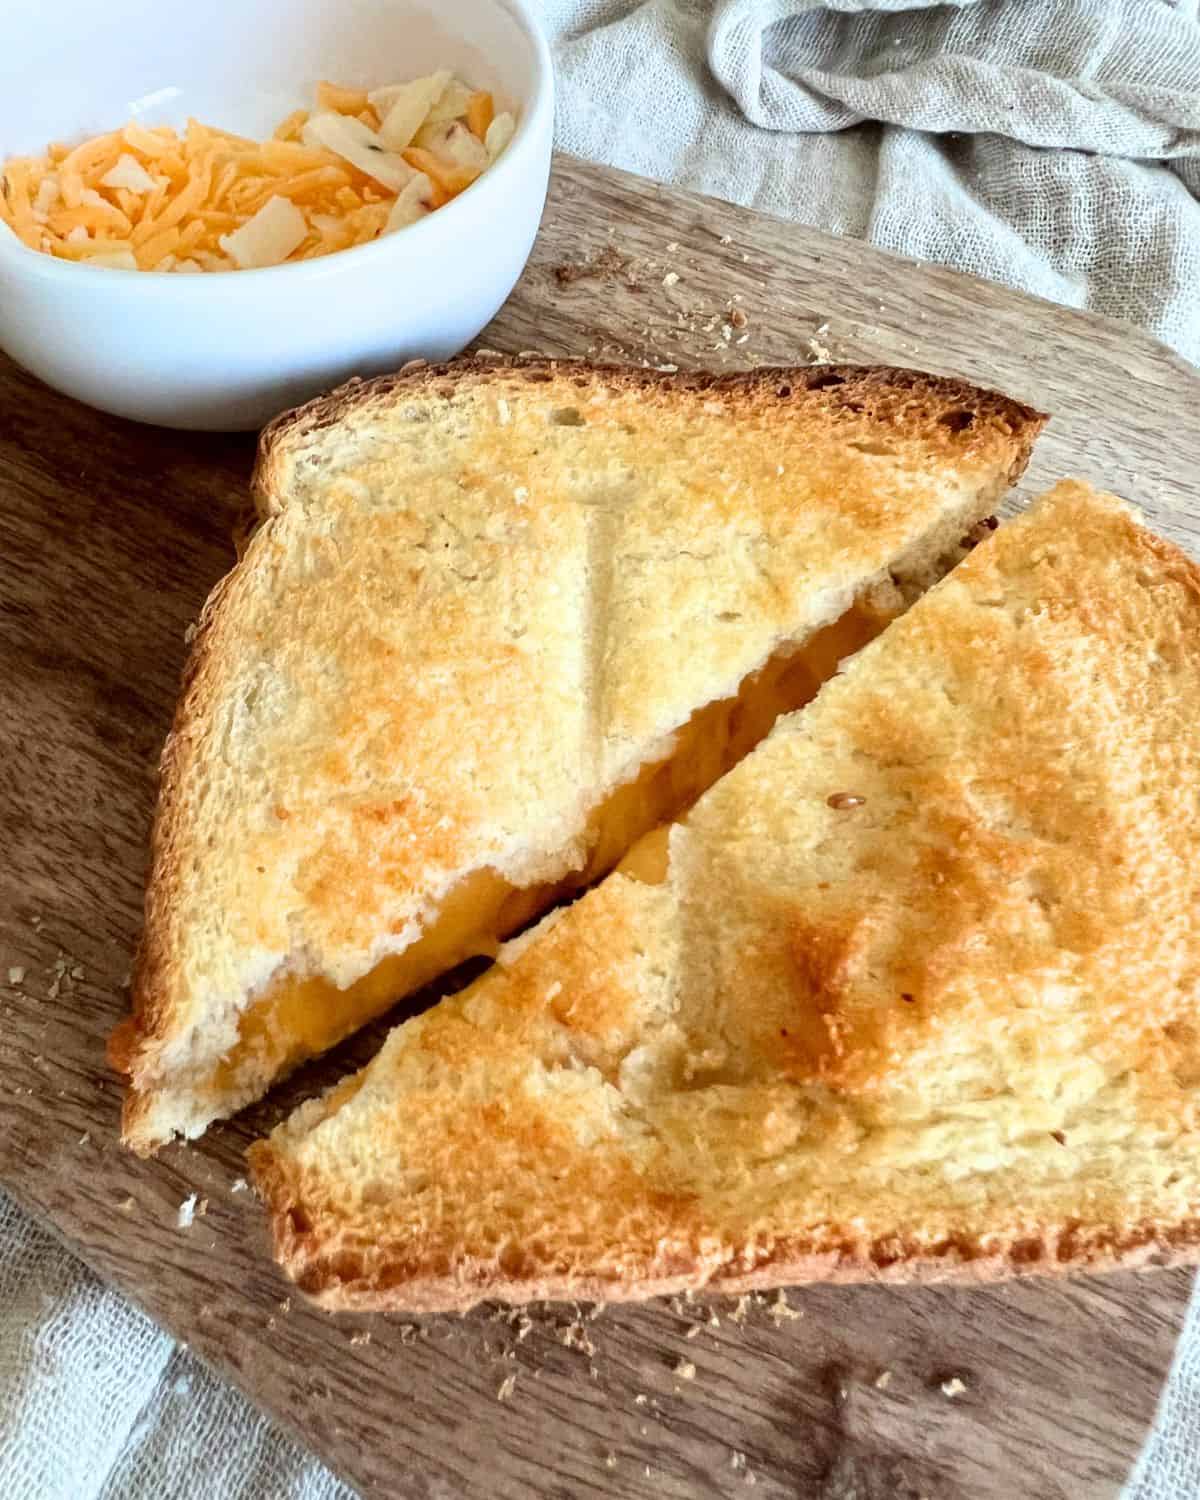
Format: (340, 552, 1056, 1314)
(250, 480, 1200, 1311)
(112, 358, 1042, 1152)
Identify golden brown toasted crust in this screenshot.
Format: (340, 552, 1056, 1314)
(251, 1116, 1200, 1312)
(250, 480, 1200, 1311)
(251, 356, 1043, 519)
(116, 358, 1043, 1153)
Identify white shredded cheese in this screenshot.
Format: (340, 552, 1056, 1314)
(302, 111, 412, 192)
(385, 172, 433, 232)
(425, 79, 475, 126)
(33, 174, 60, 215)
(377, 71, 452, 151)
(85, 250, 138, 270)
(485, 111, 516, 162)
(219, 195, 307, 269)
(100, 153, 156, 193)
(422, 120, 487, 174)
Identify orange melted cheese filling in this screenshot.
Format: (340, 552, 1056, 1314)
(216, 596, 894, 1091)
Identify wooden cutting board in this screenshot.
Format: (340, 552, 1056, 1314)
(2, 154, 1198, 1500)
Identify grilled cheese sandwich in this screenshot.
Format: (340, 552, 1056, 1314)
(111, 358, 1043, 1152)
(250, 481, 1200, 1312)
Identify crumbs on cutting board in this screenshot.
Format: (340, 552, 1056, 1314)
(176, 1193, 208, 1229)
(47, 952, 86, 1001)
(550, 233, 848, 373)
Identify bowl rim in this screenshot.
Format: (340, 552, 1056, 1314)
(0, 0, 553, 292)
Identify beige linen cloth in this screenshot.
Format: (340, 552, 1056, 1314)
(2, 2, 1198, 1495)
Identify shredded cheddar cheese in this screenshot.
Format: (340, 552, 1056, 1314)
(0, 76, 515, 271)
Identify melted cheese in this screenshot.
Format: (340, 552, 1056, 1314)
(215, 596, 894, 1094)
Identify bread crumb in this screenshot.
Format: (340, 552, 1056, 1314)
(806, 336, 832, 363)
(605, 1454, 617, 1469)
(497, 1373, 517, 1402)
(635, 1393, 648, 1406)
(875, 1370, 892, 1390)
(731, 1451, 747, 1472)
(941, 1376, 967, 1398)
(719, 234, 732, 245)
(666, 241, 680, 252)
(349, 1329, 371, 1346)
(662, 271, 680, 288)
(78, 1132, 90, 1147)
(184, 622, 197, 644)
(730, 306, 748, 330)
(768, 1290, 802, 1324)
(685, 1323, 702, 1339)
(230, 1177, 248, 1194)
(7, 967, 25, 986)
(279, 1298, 291, 1314)
(674, 1359, 696, 1381)
(558, 1320, 596, 1356)
(119, 1195, 136, 1214)
(730, 1294, 751, 1324)
(176, 1194, 198, 1229)
(553, 245, 633, 286)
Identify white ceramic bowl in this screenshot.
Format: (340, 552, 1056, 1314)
(0, 0, 553, 429)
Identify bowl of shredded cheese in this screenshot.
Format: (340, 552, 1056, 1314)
(0, 0, 552, 429)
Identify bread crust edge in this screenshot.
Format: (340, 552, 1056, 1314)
(247, 1138, 1199, 1313)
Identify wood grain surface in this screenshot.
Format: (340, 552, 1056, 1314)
(2, 153, 1199, 1500)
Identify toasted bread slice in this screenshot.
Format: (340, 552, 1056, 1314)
(113, 359, 1042, 1153)
(250, 481, 1200, 1312)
